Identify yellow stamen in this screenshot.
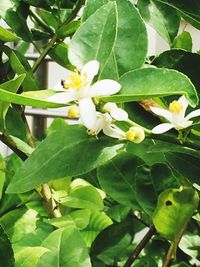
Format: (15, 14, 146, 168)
(63, 69, 88, 90)
(68, 107, 79, 118)
(169, 100, 183, 114)
(125, 127, 145, 144)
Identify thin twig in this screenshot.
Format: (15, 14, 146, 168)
(123, 225, 156, 267)
(162, 242, 177, 267)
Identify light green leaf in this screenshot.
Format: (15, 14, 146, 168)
(81, 211, 112, 247)
(138, 0, 180, 44)
(0, 75, 26, 130)
(153, 187, 199, 241)
(68, 1, 117, 71)
(57, 21, 81, 39)
(0, 25, 20, 42)
(102, 68, 198, 107)
(0, 88, 65, 108)
(36, 226, 92, 267)
(179, 233, 200, 260)
(172, 31, 192, 51)
(0, 155, 6, 201)
(98, 152, 143, 208)
(14, 247, 48, 267)
(9, 135, 34, 156)
(0, 224, 14, 267)
(7, 125, 124, 193)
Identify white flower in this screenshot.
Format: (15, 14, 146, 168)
(87, 112, 125, 139)
(48, 60, 121, 129)
(103, 102, 128, 121)
(150, 96, 200, 134)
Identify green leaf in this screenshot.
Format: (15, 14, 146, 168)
(0, 208, 38, 243)
(49, 42, 72, 69)
(172, 31, 192, 51)
(36, 226, 92, 267)
(0, 155, 6, 201)
(57, 21, 80, 38)
(102, 68, 198, 107)
(179, 233, 200, 260)
(9, 135, 34, 156)
(138, 0, 180, 44)
(165, 152, 200, 184)
(14, 247, 48, 267)
(100, 0, 147, 78)
(68, 1, 117, 71)
(0, 74, 26, 130)
(81, 211, 112, 247)
(98, 152, 144, 208)
(155, 0, 200, 30)
(0, 25, 20, 42)
(153, 187, 199, 241)
(0, 224, 14, 267)
(0, 88, 65, 108)
(7, 125, 124, 193)
(152, 49, 200, 92)
(81, 0, 109, 22)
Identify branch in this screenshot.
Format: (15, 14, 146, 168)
(162, 242, 177, 267)
(123, 225, 156, 267)
(32, 0, 86, 73)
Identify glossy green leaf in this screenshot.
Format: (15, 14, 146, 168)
(172, 31, 192, 51)
(155, 0, 200, 30)
(36, 226, 92, 267)
(0, 75, 26, 130)
(0, 224, 14, 267)
(153, 187, 199, 241)
(81, 211, 112, 247)
(0, 155, 6, 201)
(0, 25, 20, 42)
(98, 152, 143, 208)
(14, 247, 48, 267)
(7, 125, 124, 193)
(82, 0, 108, 22)
(152, 49, 200, 92)
(0, 88, 65, 108)
(138, 0, 180, 44)
(68, 1, 117, 71)
(102, 68, 198, 107)
(101, 0, 147, 78)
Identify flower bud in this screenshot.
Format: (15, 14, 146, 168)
(125, 126, 145, 144)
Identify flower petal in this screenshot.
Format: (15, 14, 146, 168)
(185, 109, 200, 120)
(151, 123, 174, 134)
(47, 92, 76, 104)
(81, 60, 99, 84)
(79, 97, 97, 129)
(90, 80, 121, 97)
(103, 124, 125, 139)
(110, 108, 128, 121)
(150, 106, 172, 122)
(178, 95, 188, 116)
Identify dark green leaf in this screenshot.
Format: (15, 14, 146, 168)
(102, 68, 198, 107)
(138, 0, 180, 44)
(49, 42, 72, 69)
(57, 21, 80, 38)
(7, 125, 124, 193)
(0, 224, 14, 267)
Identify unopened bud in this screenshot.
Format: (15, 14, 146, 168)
(125, 126, 145, 144)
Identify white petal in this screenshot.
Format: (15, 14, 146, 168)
(103, 102, 118, 112)
(47, 92, 75, 104)
(110, 108, 128, 121)
(79, 97, 97, 129)
(185, 109, 200, 120)
(103, 124, 125, 139)
(178, 95, 188, 115)
(90, 80, 121, 97)
(151, 123, 174, 134)
(150, 106, 172, 122)
(81, 60, 99, 84)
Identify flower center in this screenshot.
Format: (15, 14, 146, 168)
(63, 70, 88, 90)
(67, 107, 79, 118)
(169, 101, 183, 114)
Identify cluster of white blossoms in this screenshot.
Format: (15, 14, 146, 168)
(150, 96, 200, 134)
(48, 60, 145, 143)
